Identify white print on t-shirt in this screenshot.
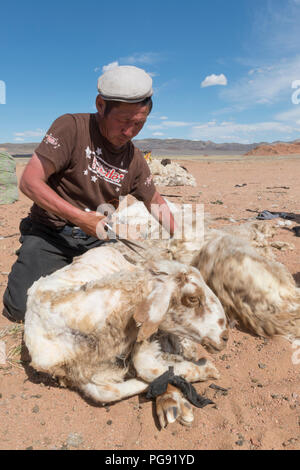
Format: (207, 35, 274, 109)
(144, 174, 153, 186)
(43, 133, 61, 149)
(83, 146, 127, 188)
(85, 146, 102, 159)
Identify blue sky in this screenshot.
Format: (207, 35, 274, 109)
(1, 0, 300, 144)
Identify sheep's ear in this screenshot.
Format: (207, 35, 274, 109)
(133, 279, 175, 342)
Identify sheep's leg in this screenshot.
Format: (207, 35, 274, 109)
(133, 341, 219, 384)
(80, 378, 148, 404)
(132, 341, 219, 428)
(155, 383, 194, 428)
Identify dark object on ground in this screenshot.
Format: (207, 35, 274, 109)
(235, 183, 247, 188)
(146, 367, 215, 408)
(161, 159, 172, 166)
(209, 384, 228, 392)
(266, 186, 290, 190)
(180, 165, 188, 172)
(211, 200, 224, 205)
(292, 226, 300, 237)
(256, 210, 296, 221)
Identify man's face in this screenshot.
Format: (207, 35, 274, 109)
(97, 98, 150, 148)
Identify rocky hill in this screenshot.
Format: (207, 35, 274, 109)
(245, 140, 300, 156)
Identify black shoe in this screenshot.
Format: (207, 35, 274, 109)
(2, 307, 23, 323)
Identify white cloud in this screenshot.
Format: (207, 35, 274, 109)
(144, 116, 300, 143)
(102, 61, 119, 73)
(159, 116, 168, 120)
(201, 74, 228, 88)
(191, 120, 300, 143)
(248, 1, 300, 59)
(14, 137, 25, 142)
(274, 106, 300, 122)
(147, 120, 192, 131)
(221, 56, 300, 107)
(220, 2, 300, 113)
(163, 121, 192, 127)
(97, 53, 161, 78)
(14, 129, 45, 138)
(146, 124, 163, 130)
(120, 52, 162, 65)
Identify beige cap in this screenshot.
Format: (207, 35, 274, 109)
(97, 65, 153, 103)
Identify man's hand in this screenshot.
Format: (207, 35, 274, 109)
(77, 210, 109, 240)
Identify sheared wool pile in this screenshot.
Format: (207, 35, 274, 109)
(148, 159, 196, 187)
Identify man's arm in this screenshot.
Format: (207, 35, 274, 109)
(144, 190, 177, 237)
(20, 153, 107, 238)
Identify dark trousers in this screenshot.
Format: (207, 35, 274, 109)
(3, 217, 112, 323)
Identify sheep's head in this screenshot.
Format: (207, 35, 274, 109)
(133, 260, 228, 353)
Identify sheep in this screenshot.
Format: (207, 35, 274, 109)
(24, 245, 228, 428)
(112, 199, 300, 340)
(191, 229, 300, 339)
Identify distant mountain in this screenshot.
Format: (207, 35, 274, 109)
(1, 138, 299, 158)
(0, 143, 39, 158)
(133, 138, 262, 156)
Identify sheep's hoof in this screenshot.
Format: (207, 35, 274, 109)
(156, 384, 194, 429)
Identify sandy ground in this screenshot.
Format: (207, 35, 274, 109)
(0, 156, 299, 451)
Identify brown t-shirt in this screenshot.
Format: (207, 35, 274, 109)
(31, 113, 156, 228)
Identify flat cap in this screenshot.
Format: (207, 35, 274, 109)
(97, 65, 153, 103)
